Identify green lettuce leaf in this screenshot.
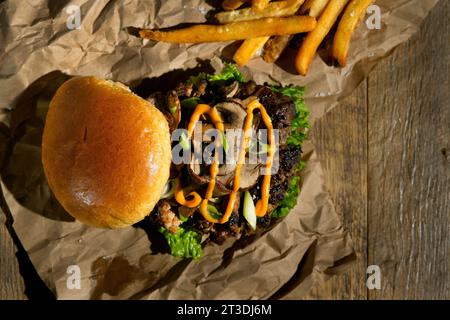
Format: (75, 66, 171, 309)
(207, 62, 245, 84)
(188, 62, 244, 87)
(271, 85, 310, 147)
(159, 227, 203, 259)
(271, 161, 306, 218)
(270, 85, 310, 219)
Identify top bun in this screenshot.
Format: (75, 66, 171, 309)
(42, 77, 171, 228)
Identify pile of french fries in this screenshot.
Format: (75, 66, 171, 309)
(139, 0, 374, 76)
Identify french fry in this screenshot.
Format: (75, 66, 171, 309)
(262, 35, 292, 63)
(300, 0, 330, 17)
(140, 16, 317, 43)
(234, 37, 270, 66)
(332, 0, 373, 66)
(285, 0, 302, 5)
(223, 0, 248, 10)
(295, 0, 349, 75)
(216, 0, 305, 24)
(232, 0, 270, 66)
(252, 0, 270, 12)
(258, 0, 309, 63)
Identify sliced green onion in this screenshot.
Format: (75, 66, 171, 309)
(220, 131, 229, 154)
(243, 191, 257, 230)
(169, 105, 178, 114)
(179, 132, 190, 151)
(160, 179, 176, 199)
(256, 142, 269, 155)
(209, 197, 220, 203)
(207, 204, 223, 220)
(178, 211, 189, 222)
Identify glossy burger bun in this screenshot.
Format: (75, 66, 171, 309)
(42, 76, 171, 228)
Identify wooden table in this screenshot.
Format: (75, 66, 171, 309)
(1, 0, 448, 300)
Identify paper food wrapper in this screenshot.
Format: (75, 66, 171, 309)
(0, 0, 438, 299)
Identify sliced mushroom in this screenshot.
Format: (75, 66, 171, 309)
(215, 100, 247, 131)
(193, 80, 207, 97)
(237, 80, 258, 97)
(175, 82, 193, 97)
(186, 99, 263, 196)
(216, 163, 262, 191)
(187, 162, 232, 195)
(178, 206, 197, 219)
(241, 163, 262, 190)
(187, 160, 261, 196)
(218, 163, 236, 176)
(200, 100, 246, 145)
(188, 159, 205, 184)
(166, 90, 181, 129)
(222, 81, 240, 98)
(146, 91, 181, 133)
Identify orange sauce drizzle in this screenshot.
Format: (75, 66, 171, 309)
(187, 104, 225, 223)
(176, 101, 274, 223)
(220, 99, 275, 222)
(174, 178, 202, 208)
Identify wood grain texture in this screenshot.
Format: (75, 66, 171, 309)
(367, 0, 449, 299)
(305, 80, 368, 299)
(0, 209, 26, 300)
(303, 0, 448, 299)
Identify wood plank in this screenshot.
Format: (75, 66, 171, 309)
(367, 0, 449, 299)
(0, 107, 26, 299)
(0, 209, 26, 300)
(304, 79, 368, 299)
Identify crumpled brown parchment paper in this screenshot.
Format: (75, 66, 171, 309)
(0, 0, 439, 299)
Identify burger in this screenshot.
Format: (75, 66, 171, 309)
(42, 64, 309, 259)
